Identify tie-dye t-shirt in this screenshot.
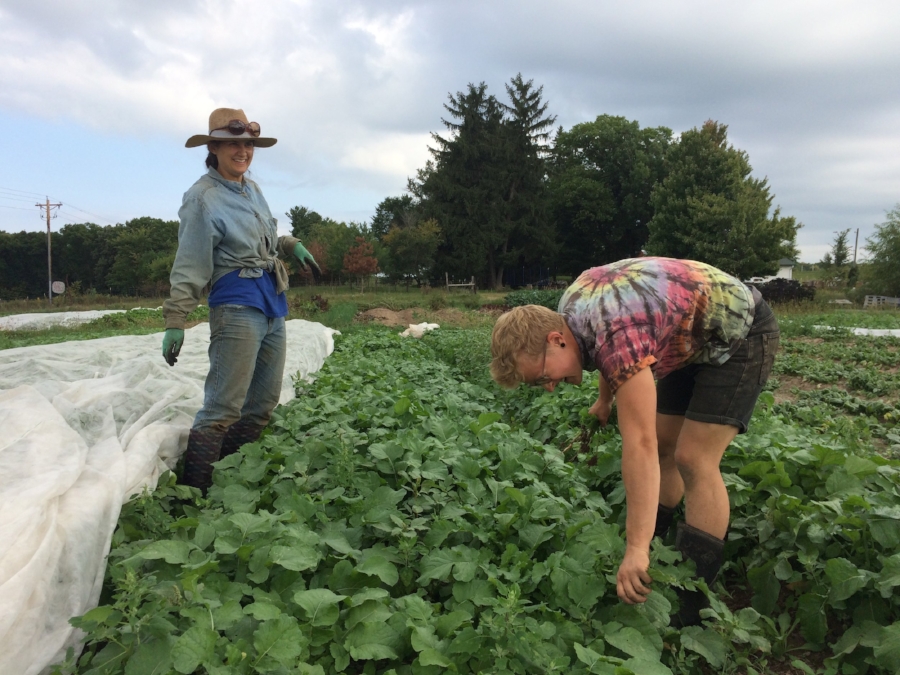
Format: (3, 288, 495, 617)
(559, 257, 756, 392)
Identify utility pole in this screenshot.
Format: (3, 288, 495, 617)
(853, 227, 860, 264)
(36, 198, 62, 305)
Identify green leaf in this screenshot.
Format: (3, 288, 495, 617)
(418, 648, 452, 667)
(605, 626, 659, 661)
(244, 602, 281, 620)
(470, 412, 501, 434)
(418, 548, 456, 582)
(357, 555, 399, 586)
(679, 626, 727, 668)
(124, 638, 174, 675)
(253, 615, 307, 667)
(825, 558, 868, 602)
(394, 397, 411, 415)
(410, 625, 441, 652)
(748, 563, 780, 615)
(330, 642, 350, 672)
(345, 599, 392, 631)
(293, 588, 346, 626)
(447, 627, 484, 655)
(797, 593, 827, 644)
(872, 621, 900, 673)
(435, 610, 471, 638)
(138, 540, 191, 564)
(573, 642, 617, 674)
(567, 575, 605, 610)
(452, 579, 495, 606)
(877, 553, 900, 598)
(621, 658, 673, 675)
(343, 621, 400, 660)
(172, 626, 217, 674)
(270, 544, 319, 572)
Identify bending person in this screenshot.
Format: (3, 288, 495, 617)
(161, 107, 321, 493)
(490, 257, 779, 625)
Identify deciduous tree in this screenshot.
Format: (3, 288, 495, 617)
(646, 120, 799, 279)
(382, 218, 441, 287)
(865, 205, 900, 296)
(371, 195, 416, 240)
(342, 236, 380, 291)
(548, 115, 671, 273)
(286, 206, 323, 240)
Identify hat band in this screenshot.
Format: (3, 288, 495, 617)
(209, 129, 258, 140)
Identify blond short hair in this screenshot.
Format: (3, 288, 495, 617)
(490, 305, 565, 388)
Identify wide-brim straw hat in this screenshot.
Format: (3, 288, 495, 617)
(185, 108, 277, 148)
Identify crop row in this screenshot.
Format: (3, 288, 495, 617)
(57, 329, 900, 675)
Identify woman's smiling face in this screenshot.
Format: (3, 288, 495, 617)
(210, 140, 254, 182)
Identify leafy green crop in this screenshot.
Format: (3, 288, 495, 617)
(55, 330, 900, 675)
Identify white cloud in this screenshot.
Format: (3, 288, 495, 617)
(0, 0, 898, 251)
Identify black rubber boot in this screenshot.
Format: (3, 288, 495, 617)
(673, 521, 725, 627)
(655, 503, 678, 540)
(181, 427, 226, 495)
(220, 419, 266, 459)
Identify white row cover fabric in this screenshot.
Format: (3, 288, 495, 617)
(399, 322, 440, 338)
(0, 319, 337, 675)
(0, 310, 129, 331)
(812, 325, 900, 337)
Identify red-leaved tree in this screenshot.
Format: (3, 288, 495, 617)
(342, 237, 379, 291)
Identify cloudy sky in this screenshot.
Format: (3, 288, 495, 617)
(1, 0, 898, 262)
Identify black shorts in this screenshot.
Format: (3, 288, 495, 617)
(656, 299, 780, 433)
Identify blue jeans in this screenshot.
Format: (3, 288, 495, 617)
(192, 304, 286, 433)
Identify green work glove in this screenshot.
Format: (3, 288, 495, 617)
(162, 328, 184, 367)
(293, 242, 322, 282)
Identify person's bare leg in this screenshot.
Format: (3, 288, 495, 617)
(656, 413, 685, 508)
(672, 419, 738, 538)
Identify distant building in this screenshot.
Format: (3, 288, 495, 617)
(746, 259, 796, 284)
(776, 258, 795, 280)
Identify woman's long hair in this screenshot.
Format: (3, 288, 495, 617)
(205, 141, 219, 169)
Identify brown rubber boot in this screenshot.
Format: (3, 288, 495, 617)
(673, 521, 725, 627)
(220, 419, 267, 459)
(181, 427, 226, 495)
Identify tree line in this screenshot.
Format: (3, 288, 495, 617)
(8, 73, 899, 300)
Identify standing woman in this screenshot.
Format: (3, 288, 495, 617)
(162, 108, 320, 493)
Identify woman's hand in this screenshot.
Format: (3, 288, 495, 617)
(588, 396, 613, 426)
(616, 546, 652, 604)
(293, 242, 322, 281)
(162, 328, 184, 367)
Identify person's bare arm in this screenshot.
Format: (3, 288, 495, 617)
(613, 367, 659, 604)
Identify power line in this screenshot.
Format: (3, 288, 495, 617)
(0, 204, 35, 211)
(63, 203, 116, 224)
(0, 185, 46, 198)
(0, 194, 38, 204)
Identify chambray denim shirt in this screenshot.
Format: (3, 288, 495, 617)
(163, 168, 299, 329)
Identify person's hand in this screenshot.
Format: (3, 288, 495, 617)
(162, 328, 184, 367)
(293, 242, 322, 281)
(588, 396, 613, 426)
(616, 546, 652, 604)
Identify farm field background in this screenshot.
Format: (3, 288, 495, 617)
(5, 290, 900, 674)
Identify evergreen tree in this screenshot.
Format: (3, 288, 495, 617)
(548, 115, 671, 274)
(646, 120, 799, 279)
(413, 76, 555, 289)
